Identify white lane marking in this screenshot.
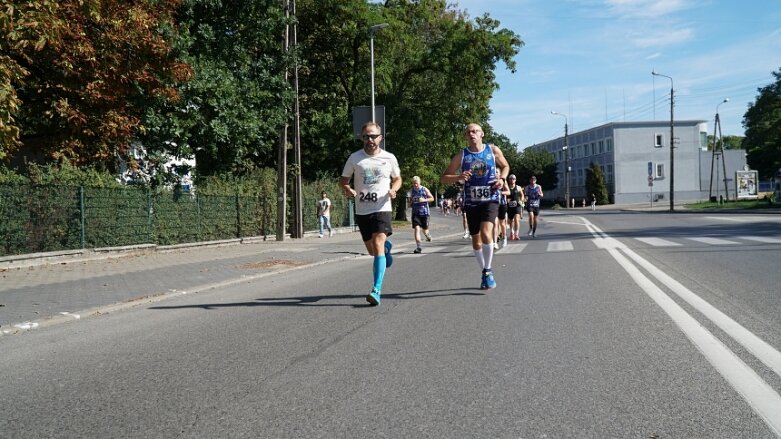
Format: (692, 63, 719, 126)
(13, 322, 39, 330)
(620, 246, 781, 378)
(739, 236, 781, 244)
(545, 220, 586, 226)
(547, 241, 574, 252)
(608, 247, 781, 435)
(705, 216, 781, 223)
(59, 312, 81, 320)
(687, 237, 740, 245)
(497, 243, 527, 255)
(635, 237, 682, 247)
(580, 216, 781, 434)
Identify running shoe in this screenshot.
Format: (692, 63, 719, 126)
(384, 240, 393, 268)
(528, 230, 533, 236)
(329, 230, 335, 237)
(318, 234, 323, 238)
(424, 231, 432, 242)
(493, 242, 499, 250)
(532, 232, 536, 238)
(484, 269, 497, 289)
(413, 247, 422, 254)
(480, 269, 488, 289)
(503, 237, 508, 247)
(463, 231, 469, 239)
(366, 288, 381, 306)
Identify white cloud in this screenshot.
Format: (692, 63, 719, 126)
(603, 0, 690, 19)
(631, 28, 694, 48)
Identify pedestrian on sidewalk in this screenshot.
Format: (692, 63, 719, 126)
(441, 122, 509, 290)
(317, 191, 334, 237)
(340, 122, 402, 306)
(590, 193, 597, 211)
(407, 176, 434, 253)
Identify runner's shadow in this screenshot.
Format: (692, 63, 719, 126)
(148, 287, 482, 310)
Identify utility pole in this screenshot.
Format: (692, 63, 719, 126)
(551, 111, 569, 207)
(290, 0, 303, 238)
(276, 0, 290, 241)
(709, 99, 730, 203)
(652, 71, 674, 212)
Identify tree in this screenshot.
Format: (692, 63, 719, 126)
(585, 162, 609, 205)
(294, 0, 523, 181)
(7, 0, 190, 170)
(707, 134, 743, 151)
(743, 68, 781, 179)
(140, 0, 292, 178)
(513, 147, 558, 192)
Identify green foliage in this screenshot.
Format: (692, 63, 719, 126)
(295, 0, 523, 181)
(513, 147, 558, 190)
(141, 0, 292, 177)
(743, 68, 781, 179)
(9, 0, 190, 170)
(585, 162, 610, 205)
(707, 134, 744, 151)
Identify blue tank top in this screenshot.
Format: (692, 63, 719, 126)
(461, 144, 499, 205)
(409, 186, 430, 216)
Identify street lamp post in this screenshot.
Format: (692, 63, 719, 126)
(652, 71, 674, 212)
(551, 111, 569, 208)
(369, 23, 389, 123)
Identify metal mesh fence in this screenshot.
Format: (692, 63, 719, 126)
(0, 183, 352, 257)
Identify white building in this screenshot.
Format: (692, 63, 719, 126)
(527, 120, 748, 204)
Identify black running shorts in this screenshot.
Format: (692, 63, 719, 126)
(356, 211, 393, 242)
(464, 202, 499, 236)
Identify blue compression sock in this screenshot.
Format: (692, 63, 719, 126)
(373, 255, 387, 291)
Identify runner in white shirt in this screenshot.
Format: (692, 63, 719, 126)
(340, 122, 402, 306)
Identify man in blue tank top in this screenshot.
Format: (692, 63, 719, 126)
(440, 123, 510, 290)
(407, 176, 435, 253)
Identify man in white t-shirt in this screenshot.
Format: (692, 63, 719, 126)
(340, 122, 402, 306)
(317, 191, 334, 238)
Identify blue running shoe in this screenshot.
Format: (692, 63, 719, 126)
(366, 288, 381, 306)
(480, 269, 488, 290)
(484, 269, 497, 289)
(384, 240, 393, 268)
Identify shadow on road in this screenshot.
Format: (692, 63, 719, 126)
(148, 287, 484, 310)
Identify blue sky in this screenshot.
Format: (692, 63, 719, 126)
(450, 0, 781, 148)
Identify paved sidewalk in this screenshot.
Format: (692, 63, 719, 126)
(0, 219, 462, 335)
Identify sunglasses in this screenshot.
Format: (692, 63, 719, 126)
(361, 133, 382, 141)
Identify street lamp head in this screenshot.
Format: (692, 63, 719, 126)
(370, 23, 390, 36)
(722, 98, 730, 103)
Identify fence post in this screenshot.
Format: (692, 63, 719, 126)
(196, 193, 202, 241)
(79, 186, 86, 249)
(147, 189, 153, 243)
(235, 193, 241, 238)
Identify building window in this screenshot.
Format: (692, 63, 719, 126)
(591, 143, 596, 155)
(607, 164, 613, 183)
(655, 163, 664, 179)
(599, 140, 604, 154)
(655, 133, 664, 148)
(607, 138, 613, 152)
(700, 131, 708, 150)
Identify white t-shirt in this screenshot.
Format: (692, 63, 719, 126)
(341, 149, 401, 215)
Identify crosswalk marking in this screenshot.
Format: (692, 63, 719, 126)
(547, 241, 574, 252)
(635, 237, 682, 247)
(738, 236, 781, 244)
(389, 234, 781, 259)
(687, 237, 739, 245)
(497, 243, 527, 254)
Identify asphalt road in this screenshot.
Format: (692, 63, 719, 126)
(2, 209, 780, 437)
